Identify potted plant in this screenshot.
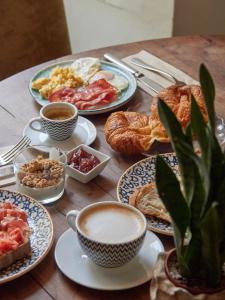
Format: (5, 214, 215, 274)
(154, 65, 225, 297)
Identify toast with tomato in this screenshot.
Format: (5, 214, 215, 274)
(0, 201, 31, 270)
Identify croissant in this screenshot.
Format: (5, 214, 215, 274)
(104, 85, 208, 155)
(104, 111, 155, 155)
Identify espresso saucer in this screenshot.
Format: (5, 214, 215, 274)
(54, 229, 164, 290)
(23, 116, 97, 152)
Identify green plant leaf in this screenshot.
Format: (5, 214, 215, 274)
(201, 202, 223, 287)
(206, 133, 225, 211)
(191, 94, 211, 170)
(155, 155, 190, 239)
(175, 141, 209, 212)
(173, 222, 190, 275)
(158, 99, 195, 204)
(200, 64, 215, 131)
(185, 123, 193, 147)
(183, 166, 206, 275)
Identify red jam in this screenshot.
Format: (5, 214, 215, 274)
(68, 148, 101, 173)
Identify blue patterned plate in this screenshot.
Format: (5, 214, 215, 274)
(0, 189, 54, 284)
(29, 60, 137, 115)
(117, 153, 179, 236)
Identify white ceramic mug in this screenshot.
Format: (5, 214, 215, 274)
(66, 201, 147, 268)
(29, 102, 78, 141)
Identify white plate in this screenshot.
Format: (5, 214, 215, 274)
(54, 229, 164, 290)
(23, 116, 97, 152)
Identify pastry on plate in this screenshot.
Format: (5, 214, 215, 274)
(104, 111, 154, 155)
(129, 182, 171, 223)
(149, 84, 208, 142)
(104, 84, 208, 154)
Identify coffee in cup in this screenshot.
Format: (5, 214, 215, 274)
(29, 102, 78, 141)
(79, 203, 144, 243)
(66, 201, 147, 267)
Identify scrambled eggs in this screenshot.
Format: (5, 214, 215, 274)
(32, 66, 83, 98)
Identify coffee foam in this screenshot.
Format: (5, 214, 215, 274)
(78, 204, 144, 243)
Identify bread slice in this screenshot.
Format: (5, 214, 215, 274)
(0, 238, 31, 270)
(129, 182, 171, 223)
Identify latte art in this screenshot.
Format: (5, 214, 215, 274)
(79, 204, 144, 243)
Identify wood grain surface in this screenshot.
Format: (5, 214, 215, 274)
(0, 35, 225, 299)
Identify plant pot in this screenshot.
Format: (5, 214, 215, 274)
(150, 252, 225, 300)
(164, 248, 225, 296)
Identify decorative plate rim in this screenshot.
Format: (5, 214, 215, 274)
(29, 60, 137, 115)
(117, 152, 177, 236)
(0, 189, 54, 284)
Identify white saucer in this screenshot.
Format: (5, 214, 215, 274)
(23, 116, 97, 152)
(54, 229, 164, 290)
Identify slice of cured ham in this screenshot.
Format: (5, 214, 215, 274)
(48, 79, 117, 110)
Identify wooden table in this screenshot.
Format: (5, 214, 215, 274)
(0, 35, 225, 299)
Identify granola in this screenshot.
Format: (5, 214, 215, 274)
(18, 155, 64, 188)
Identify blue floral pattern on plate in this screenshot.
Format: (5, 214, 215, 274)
(0, 190, 54, 284)
(29, 60, 137, 115)
(117, 153, 179, 236)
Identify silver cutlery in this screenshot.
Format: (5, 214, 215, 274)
(104, 53, 163, 93)
(130, 57, 185, 85)
(0, 136, 31, 166)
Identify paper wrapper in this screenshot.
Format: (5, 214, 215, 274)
(150, 253, 225, 300)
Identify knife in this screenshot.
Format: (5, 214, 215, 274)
(104, 53, 163, 93)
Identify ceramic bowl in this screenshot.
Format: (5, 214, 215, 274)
(66, 144, 110, 183)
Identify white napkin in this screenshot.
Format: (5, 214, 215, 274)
(0, 146, 16, 188)
(122, 50, 199, 96)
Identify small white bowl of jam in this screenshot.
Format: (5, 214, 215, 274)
(66, 144, 110, 183)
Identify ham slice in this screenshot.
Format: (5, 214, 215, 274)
(48, 79, 117, 110)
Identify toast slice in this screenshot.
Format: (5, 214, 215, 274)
(0, 200, 32, 270)
(0, 238, 31, 270)
(129, 182, 171, 223)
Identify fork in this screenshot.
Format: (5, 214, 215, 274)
(130, 57, 185, 85)
(0, 136, 31, 166)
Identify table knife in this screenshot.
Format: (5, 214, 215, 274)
(104, 53, 163, 93)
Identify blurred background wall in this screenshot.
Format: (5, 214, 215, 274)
(64, 0, 174, 53)
(1, 0, 225, 79)
(64, 0, 225, 53)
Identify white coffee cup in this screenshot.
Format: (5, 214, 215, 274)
(29, 102, 78, 141)
(66, 201, 147, 267)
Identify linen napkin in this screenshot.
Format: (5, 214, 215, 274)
(122, 50, 199, 96)
(0, 146, 16, 188)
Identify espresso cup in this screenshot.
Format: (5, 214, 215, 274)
(66, 201, 147, 268)
(29, 102, 78, 141)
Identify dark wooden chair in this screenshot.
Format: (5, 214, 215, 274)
(0, 0, 71, 80)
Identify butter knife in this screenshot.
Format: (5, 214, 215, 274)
(104, 53, 163, 93)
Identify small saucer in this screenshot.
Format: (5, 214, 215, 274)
(23, 116, 97, 152)
(54, 229, 164, 290)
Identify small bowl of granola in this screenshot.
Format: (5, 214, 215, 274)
(13, 145, 67, 204)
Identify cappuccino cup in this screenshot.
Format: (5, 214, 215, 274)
(66, 201, 147, 267)
(29, 102, 78, 141)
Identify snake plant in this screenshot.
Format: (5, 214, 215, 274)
(155, 64, 225, 287)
